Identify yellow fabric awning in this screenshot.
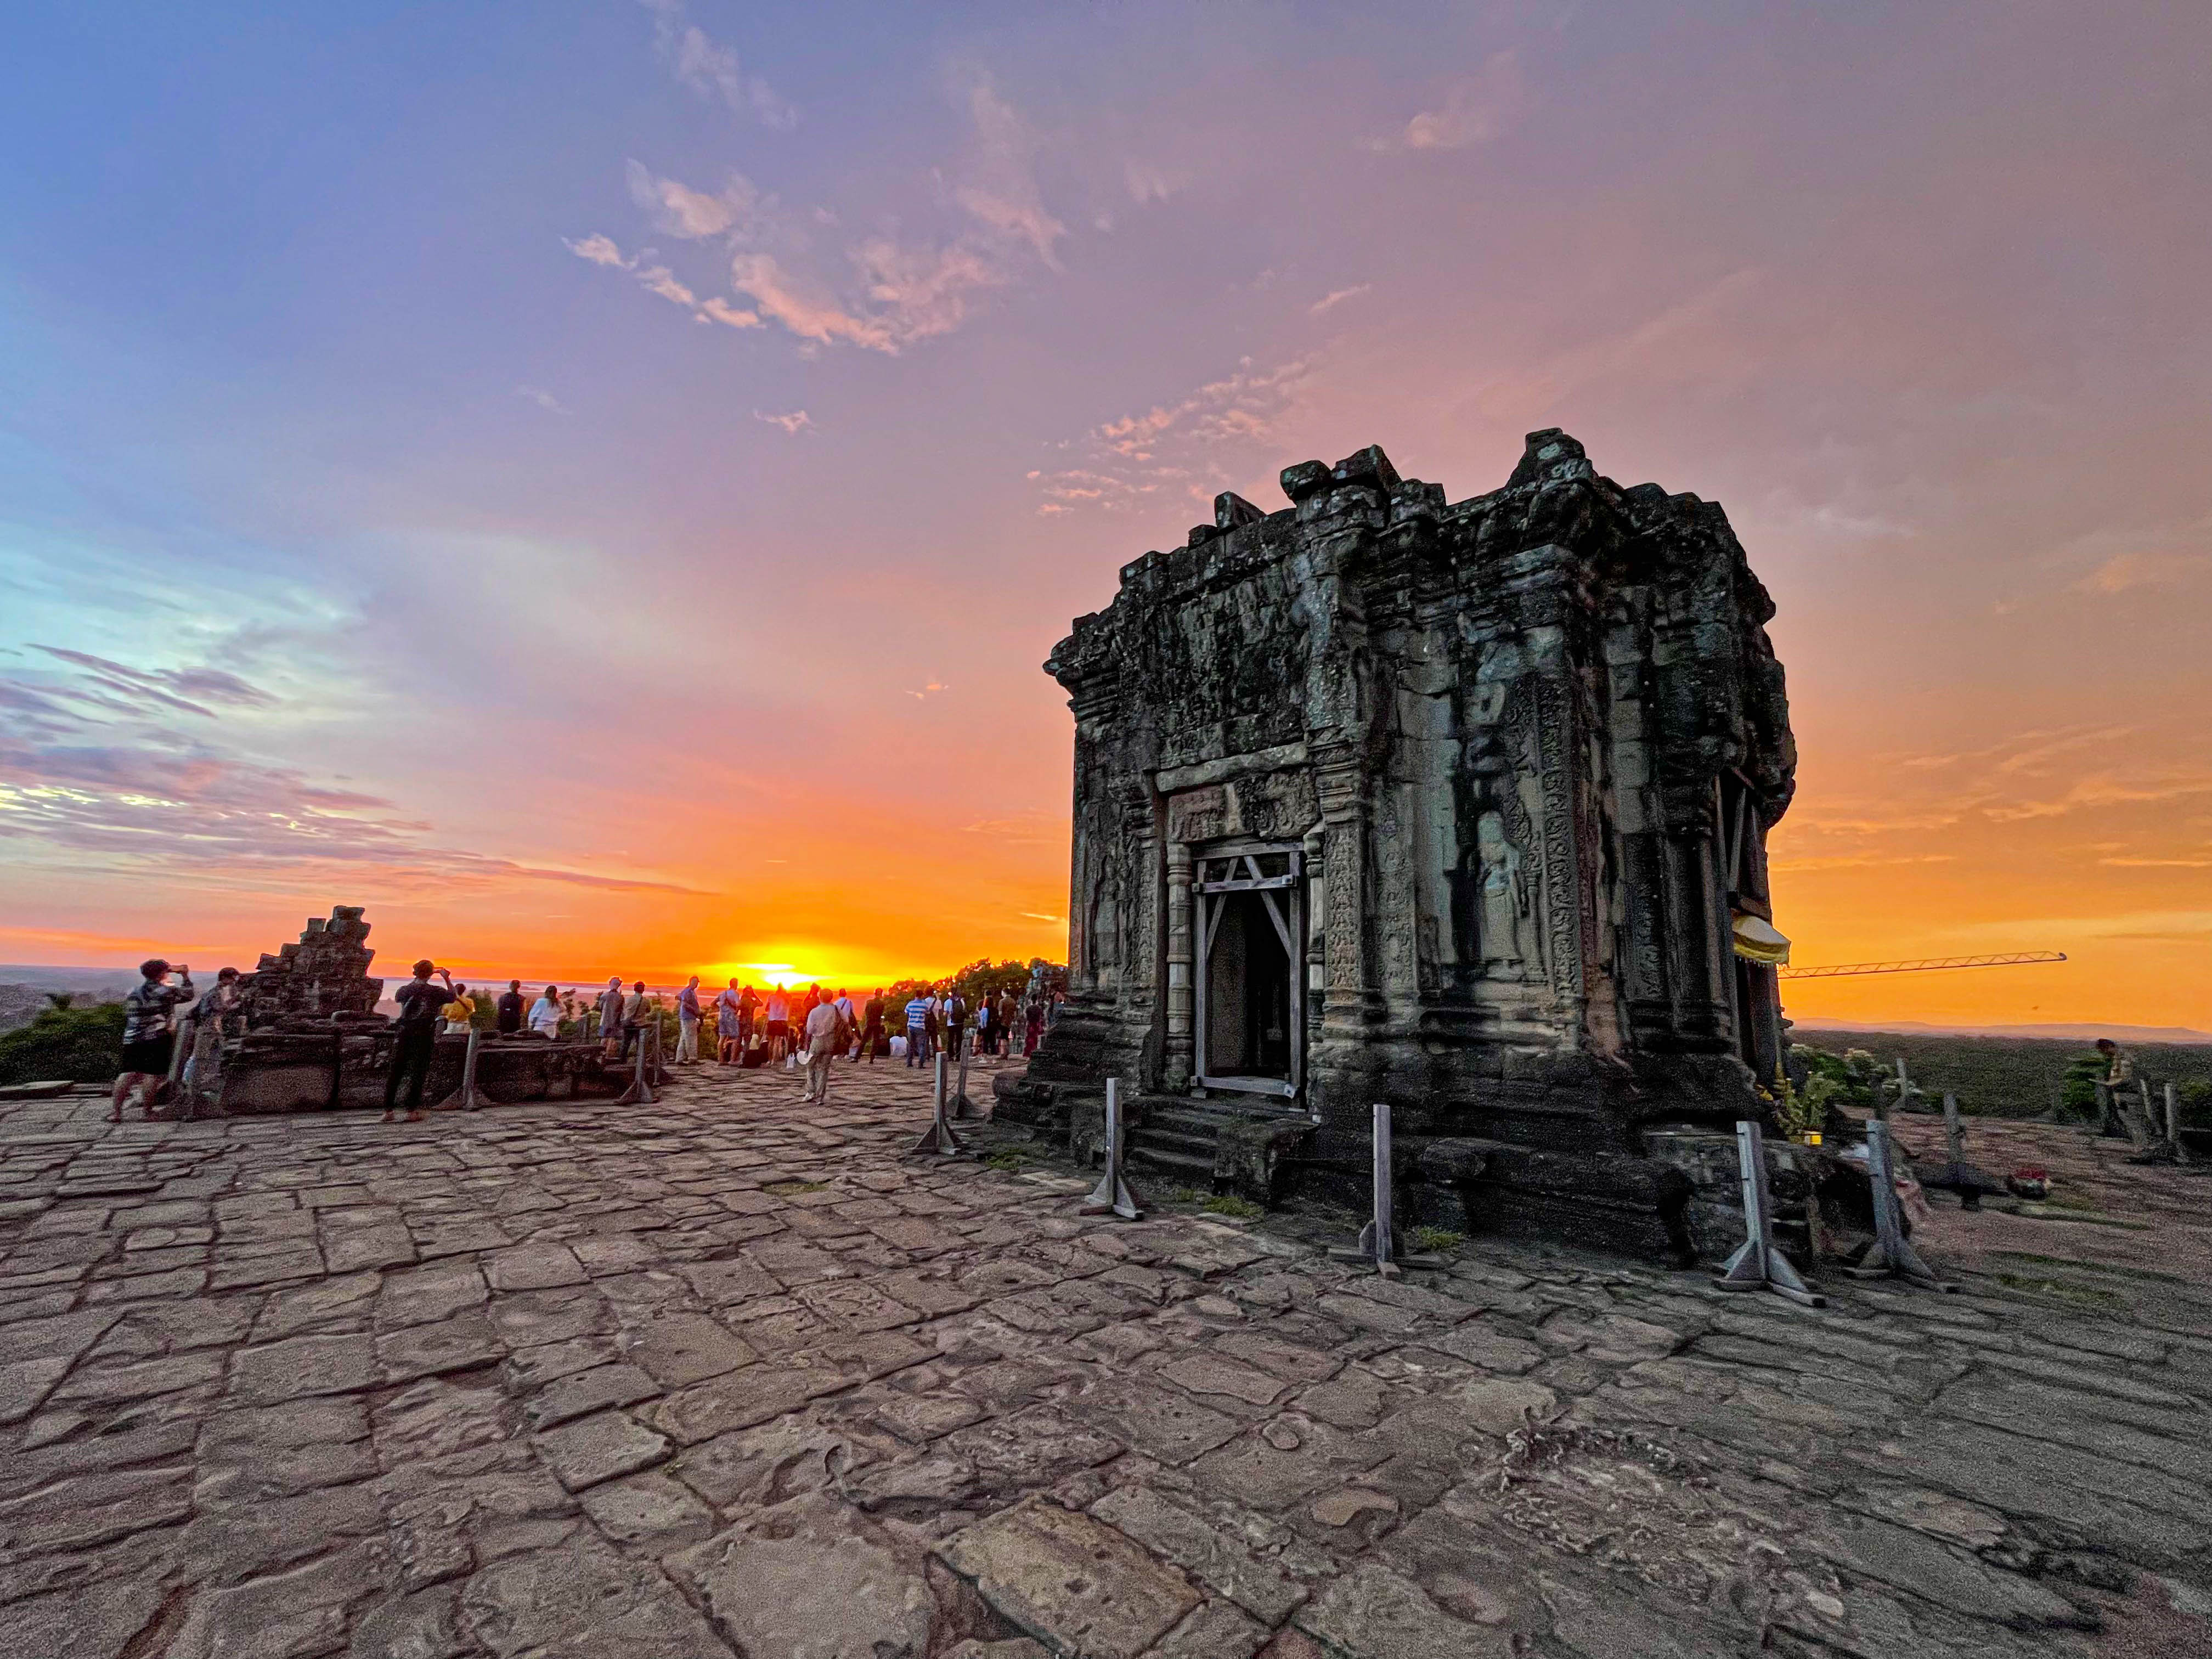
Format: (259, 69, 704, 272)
(1731, 911, 1791, 967)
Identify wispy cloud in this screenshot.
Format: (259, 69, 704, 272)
(563, 233, 629, 268)
(575, 66, 1063, 356)
(626, 160, 755, 240)
(515, 385, 569, 414)
(30, 646, 274, 720)
(1029, 356, 1311, 517)
(1310, 284, 1371, 315)
(0, 652, 707, 897)
(1370, 53, 1528, 153)
(637, 0, 795, 129)
(952, 73, 1066, 267)
(754, 409, 812, 435)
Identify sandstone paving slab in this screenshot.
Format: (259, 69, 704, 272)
(484, 1242, 589, 1291)
(577, 1470, 718, 1547)
(936, 1495, 1201, 1659)
(1090, 1485, 1308, 1624)
(230, 1331, 380, 1402)
(461, 1537, 724, 1656)
(3, 1065, 2211, 1657)
(376, 1311, 507, 1384)
(1067, 1376, 1245, 1466)
(526, 1359, 662, 1428)
(533, 1408, 672, 1492)
(616, 1307, 758, 1387)
(1296, 1560, 1519, 1658)
(1146, 1596, 1271, 1658)
(669, 1493, 936, 1656)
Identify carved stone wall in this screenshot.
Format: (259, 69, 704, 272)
(1003, 431, 1798, 1261)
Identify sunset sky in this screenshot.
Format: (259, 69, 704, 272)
(2, 2, 2207, 1030)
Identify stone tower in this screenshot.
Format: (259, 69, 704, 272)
(1000, 431, 1797, 1260)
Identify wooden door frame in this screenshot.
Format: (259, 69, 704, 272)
(1193, 842, 1302, 1100)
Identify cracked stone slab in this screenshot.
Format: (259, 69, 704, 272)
(937, 1496, 1200, 1659)
(669, 1493, 936, 1656)
(1297, 1561, 1517, 1658)
(461, 1538, 724, 1656)
(532, 1409, 670, 1492)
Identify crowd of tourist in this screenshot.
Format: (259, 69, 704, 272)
(104, 955, 1068, 1126)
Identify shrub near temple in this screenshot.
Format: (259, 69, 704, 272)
(0, 1000, 126, 1085)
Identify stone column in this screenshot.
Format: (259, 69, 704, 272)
(1163, 838, 1194, 1090)
(1313, 744, 1382, 1031)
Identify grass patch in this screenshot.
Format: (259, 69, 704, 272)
(1994, 1272, 2125, 1310)
(982, 1148, 1033, 1171)
(1410, 1225, 1465, 1254)
(1201, 1194, 1263, 1220)
(763, 1180, 828, 1196)
(1164, 1186, 1206, 1205)
(1988, 1249, 2187, 1285)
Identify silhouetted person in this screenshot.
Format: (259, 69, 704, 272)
(383, 960, 454, 1122)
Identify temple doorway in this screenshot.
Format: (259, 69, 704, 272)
(1194, 846, 1302, 1100)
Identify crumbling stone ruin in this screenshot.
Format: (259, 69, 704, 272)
(236, 904, 385, 1029)
(208, 905, 618, 1114)
(1000, 430, 1798, 1262)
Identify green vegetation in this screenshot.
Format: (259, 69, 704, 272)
(1993, 1271, 2124, 1310)
(1410, 1225, 1465, 1253)
(1200, 1194, 1263, 1219)
(1795, 1029, 2212, 1120)
(2179, 1080, 2212, 1128)
(0, 1000, 124, 1086)
(982, 1147, 1033, 1171)
(762, 1179, 827, 1195)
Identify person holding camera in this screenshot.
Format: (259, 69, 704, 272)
(382, 959, 455, 1122)
(110, 958, 194, 1122)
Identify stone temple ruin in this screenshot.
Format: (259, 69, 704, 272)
(1000, 430, 1798, 1262)
(210, 906, 619, 1114)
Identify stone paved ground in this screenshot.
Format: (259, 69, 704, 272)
(2, 1058, 2208, 1658)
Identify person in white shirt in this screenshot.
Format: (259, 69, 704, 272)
(528, 985, 563, 1039)
(800, 995, 848, 1103)
(832, 988, 856, 1059)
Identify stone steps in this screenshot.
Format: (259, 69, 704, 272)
(1125, 1098, 1307, 1189)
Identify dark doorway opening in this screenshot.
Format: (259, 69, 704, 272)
(1205, 890, 1294, 1084)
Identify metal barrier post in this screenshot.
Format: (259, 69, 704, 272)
(2169, 1082, 2191, 1164)
(1841, 1120, 1950, 1290)
(1714, 1120, 1824, 1307)
(952, 1033, 978, 1120)
(436, 1027, 486, 1113)
(1080, 1079, 1143, 1220)
(1329, 1103, 1442, 1276)
(616, 1022, 657, 1105)
(909, 1052, 966, 1155)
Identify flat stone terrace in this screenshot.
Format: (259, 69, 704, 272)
(0, 1060, 2207, 1658)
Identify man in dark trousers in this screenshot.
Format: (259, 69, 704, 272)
(860, 989, 886, 1063)
(383, 960, 455, 1123)
(495, 979, 526, 1035)
(941, 986, 967, 1063)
